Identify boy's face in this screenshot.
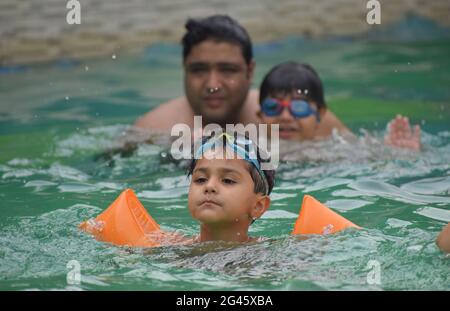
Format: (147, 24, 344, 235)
(184, 40, 255, 125)
(188, 149, 266, 226)
(259, 92, 322, 141)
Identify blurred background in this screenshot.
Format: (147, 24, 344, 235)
(0, 0, 449, 65)
(0, 0, 449, 291)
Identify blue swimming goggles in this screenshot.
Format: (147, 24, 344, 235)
(261, 98, 320, 122)
(194, 132, 269, 195)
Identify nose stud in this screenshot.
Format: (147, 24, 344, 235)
(207, 87, 221, 94)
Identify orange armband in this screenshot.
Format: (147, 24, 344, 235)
(292, 195, 361, 235)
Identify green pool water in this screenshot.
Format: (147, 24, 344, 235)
(0, 24, 449, 290)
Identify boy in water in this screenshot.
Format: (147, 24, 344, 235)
(82, 131, 275, 246)
(186, 131, 275, 243)
(257, 61, 421, 150)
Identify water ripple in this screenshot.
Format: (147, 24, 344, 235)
(348, 179, 450, 205)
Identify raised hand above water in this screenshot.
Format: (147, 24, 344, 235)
(384, 114, 421, 151)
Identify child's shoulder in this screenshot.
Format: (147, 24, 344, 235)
(317, 110, 353, 137)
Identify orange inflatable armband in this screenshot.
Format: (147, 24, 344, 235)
(292, 195, 361, 235)
(79, 189, 161, 247)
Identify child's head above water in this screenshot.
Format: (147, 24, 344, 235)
(187, 131, 275, 242)
(258, 61, 327, 140)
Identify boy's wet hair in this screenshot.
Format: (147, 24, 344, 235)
(181, 15, 253, 65)
(259, 61, 326, 109)
(187, 132, 275, 195)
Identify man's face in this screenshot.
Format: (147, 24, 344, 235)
(184, 40, 255, 125)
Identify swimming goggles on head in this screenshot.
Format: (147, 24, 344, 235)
(261, 98, 320, 121)
(194, 132, 269, 195)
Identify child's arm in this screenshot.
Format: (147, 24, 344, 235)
(436, 222, 450, 253)
(384, 114, 421, 151)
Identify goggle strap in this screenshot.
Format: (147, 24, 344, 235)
(194, 134, 269, 195)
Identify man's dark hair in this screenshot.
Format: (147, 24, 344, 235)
(181, 15, 253, 64)
(259, 62, 326, 109)
(187, 132, 275, 195)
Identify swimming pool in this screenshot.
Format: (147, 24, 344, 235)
(1, 23, 449, 291)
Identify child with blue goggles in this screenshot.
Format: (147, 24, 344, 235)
(257, 61, 351, 141)
(187, 131, 275, 242)
(257, 61, 421, 150)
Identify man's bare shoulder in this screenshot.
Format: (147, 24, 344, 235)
(238, 89, 261, 125)
(248, 89, 260, 109)
(134, 97, 194, 130)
